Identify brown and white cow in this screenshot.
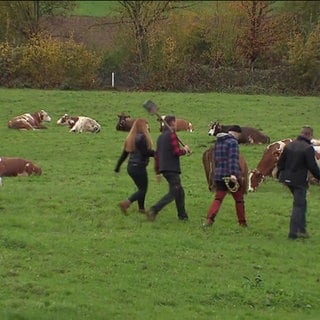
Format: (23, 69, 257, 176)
(202, 146, 248, 194)
(208, 121, 270, 144)
(0, 157, 42, 186)
(116, 113, 149, 132)
(159, 115, 194, 132)
(248, 138, 294, 191)
(57, 114, 101, 133)
(8, 110, 51, 130)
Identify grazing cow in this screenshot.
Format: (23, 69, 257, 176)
(0, 157, 42, 186)
(57, 114, 101, 133)
(202, 146, 248, 194)
(116, 113, 149, 132)
(248, 138, 294, 191)
(208, 121, 270, 144)
(8, 110, 51, 130)
(159, 115, 194, 132)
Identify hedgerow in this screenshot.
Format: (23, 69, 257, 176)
(0, 33, 101, 89)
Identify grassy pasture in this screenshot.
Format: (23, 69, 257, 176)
(1, 88, 320, 319)
(72, 1, 121, 17)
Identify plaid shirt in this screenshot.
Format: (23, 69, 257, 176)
(213, 133, 240, 181)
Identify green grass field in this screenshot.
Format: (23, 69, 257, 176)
(1, 89, 320, 319)
(72, 1, 121, 17)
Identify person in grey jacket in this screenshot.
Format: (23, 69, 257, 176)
(277, 126, 320, 239)
(146, 115, 190, 221)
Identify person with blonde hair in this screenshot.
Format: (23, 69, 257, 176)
(115, 118, 155, 214)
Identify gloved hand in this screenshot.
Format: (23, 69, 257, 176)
(230, 175, 237, 182)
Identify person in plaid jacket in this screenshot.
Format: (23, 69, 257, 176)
(205, 125, 247, 227)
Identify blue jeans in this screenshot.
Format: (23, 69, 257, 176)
(287, 185, 307, 236)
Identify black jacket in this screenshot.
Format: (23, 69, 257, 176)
(156, 127, 185, 174)
(114, 133, 154, 172)
(277, 136, 320, 186)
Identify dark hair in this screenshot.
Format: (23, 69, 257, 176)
(228, 125, 242, 133)
(164, 115, 176, 125)
(301, 125, 313, 137)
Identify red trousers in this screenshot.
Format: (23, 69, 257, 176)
(207, 189, 246, 225)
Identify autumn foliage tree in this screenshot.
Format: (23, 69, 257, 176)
(288, 22, 320, 91)
(231, 1, 280, 68)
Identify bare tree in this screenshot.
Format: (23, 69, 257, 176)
(118, 1, 171, 64)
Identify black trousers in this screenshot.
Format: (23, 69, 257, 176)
(152, 171, 187, 219)
(287, 185, 307, 236)
(127, 163, 148, 210)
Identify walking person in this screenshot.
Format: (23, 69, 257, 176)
(115, 118, 155, 214)
(277, 126, 320, 239)
(146, 115, 190, 221)
(205, 125, 248, 227)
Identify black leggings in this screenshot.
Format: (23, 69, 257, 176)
(127, 163, 148, 210)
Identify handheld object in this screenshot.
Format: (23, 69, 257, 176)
(143, 100, 190, 154)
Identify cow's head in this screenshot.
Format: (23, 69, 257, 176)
(39, 110, 51, 122)
(116, 113, 130, 130)
(248, 169, 265, 192)
(25, 162, 42, 175)
(57, 114, 70, 126)
(57, 114, 78, 129)
(188, 122, 194, 132)
(208, 121, 221, 136)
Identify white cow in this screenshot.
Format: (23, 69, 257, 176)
(57, 114, 101, 133)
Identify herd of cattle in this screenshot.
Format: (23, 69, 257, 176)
(1, 110, 103, 186)
(2, 109, 320, 192)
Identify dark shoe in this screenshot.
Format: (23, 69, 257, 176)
(178, 215, 189, 221)
(288, 233, 298, 240)
(298, 232, 310, 239)
(138, 209, 146, 214)
(202, 217, 214, 227)
(146, 209, 157, 221)
(239, 222, 248, 227)
(119, 199, 131, 214)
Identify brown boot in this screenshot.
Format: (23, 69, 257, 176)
(119, 200, 131, 214)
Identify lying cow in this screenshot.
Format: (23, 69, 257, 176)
(116, 113, 135, 131)
(208, 121, 270, 144)
(116, 113, 149, 132)
(8, 110, 51, 130)
(159, 115, 194, 132)
(248, 139, 293, 191)
(57, 114, 101, 133)
(0, 157, 42, 186)
(202, 146, 248, 194)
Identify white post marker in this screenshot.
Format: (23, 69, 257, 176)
(111, 72, 115, 88)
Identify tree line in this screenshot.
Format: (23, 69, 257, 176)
(0, 1, 320, 95)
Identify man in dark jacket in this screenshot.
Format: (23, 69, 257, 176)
(146, 115, 190, 221)
(277, 126, 320, 239)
